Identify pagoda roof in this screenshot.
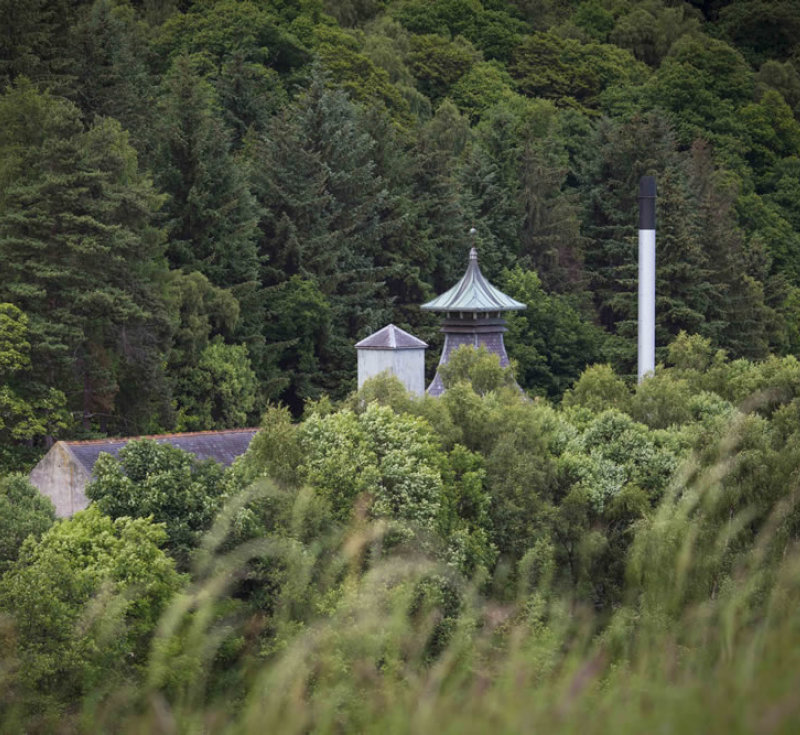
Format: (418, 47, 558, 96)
(355, 324, 428, 350)
(421, 248, 527, 312)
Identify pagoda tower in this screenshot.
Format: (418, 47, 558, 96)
(421, 243, 527, 396)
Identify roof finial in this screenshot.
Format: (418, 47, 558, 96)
(468, 226, 478, 260)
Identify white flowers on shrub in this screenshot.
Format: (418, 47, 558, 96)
(561, 409, 681, 512)
(298, 403, 444, 527)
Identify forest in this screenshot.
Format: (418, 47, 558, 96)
(2, 0, 800, 731)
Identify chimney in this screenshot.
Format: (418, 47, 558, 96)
(638, 176, 656, 382)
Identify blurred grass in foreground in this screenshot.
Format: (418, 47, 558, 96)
(4, 407, 800, 734)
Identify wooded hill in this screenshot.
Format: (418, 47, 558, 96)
(5, 4, 800, 726)
(2, 0, 800, 452)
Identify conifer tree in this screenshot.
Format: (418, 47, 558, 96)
(153, 55, 261, 289)
(0, 0, 79, 94)
(0, 80, 171, 433)
(653, 165, 715, 350)
(249, 70, 399, 406)
(152, 56, 266, 379)
(69, 0, 158, 157)
(410, 100, 472, 292)
(468, 98, 586, 291)
(581, 113, 712, 370)
(686, 141, 775, 359)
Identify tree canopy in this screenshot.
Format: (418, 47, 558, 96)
(0, 0, 797, 444)
(3, 6, 800, 724)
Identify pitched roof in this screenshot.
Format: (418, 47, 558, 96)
(421, 248, 527, 313)
(62, 428, 258, 474)
(355, 324, 428, 350)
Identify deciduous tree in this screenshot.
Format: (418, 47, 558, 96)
(87, 440, 226, 567)
(0, 507, 181, 709)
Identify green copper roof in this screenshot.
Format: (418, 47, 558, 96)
(421, 248, 527, 312)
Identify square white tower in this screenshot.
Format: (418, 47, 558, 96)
(355, 324, 428, 396)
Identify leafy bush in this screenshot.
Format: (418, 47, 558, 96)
(0, 508, 181, 715)
(86, 440, 226, 568)
(0, 473, 54, 574)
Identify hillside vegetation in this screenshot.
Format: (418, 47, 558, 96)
(2, 0, 800, 448)
(2, 346, 800, 731)
(3, 1, 800, 731)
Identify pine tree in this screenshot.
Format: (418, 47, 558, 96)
(249, 70, 400, 407)
(0, 80, 172, 433)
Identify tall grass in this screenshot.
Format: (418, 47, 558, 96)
(6, 414, 800, 734)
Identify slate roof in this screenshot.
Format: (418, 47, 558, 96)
(355, 324, 428, 350)
(421, 248, 527, 313)
(63, 428, 258, 474)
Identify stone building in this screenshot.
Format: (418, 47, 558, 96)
(30, 428, 258, 517)
(421, 246, 527, 396)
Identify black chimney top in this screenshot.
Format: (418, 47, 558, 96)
(638, 176, 656, 229)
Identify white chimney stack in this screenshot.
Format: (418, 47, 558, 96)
(638, 176, 656, 382)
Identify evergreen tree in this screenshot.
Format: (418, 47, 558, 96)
(581, 114, 672, 342)
(249, 71, 399, 407)
(653, 165, 715, 351)
(0, 80, 172, 433)
(409, 100, 472, 292)
(215, 49, 287, 147)
(686, 141, 775, 359)
(0, 0, 79, 94)
(69, 0, 158, 157)
(153, 56, 260, 289)
(152, 56, 266, 379)
(580, 113, 712, 370)
(469, 97, 586, 291)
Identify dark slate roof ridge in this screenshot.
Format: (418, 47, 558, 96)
(421, 247, 527, 312)
(355, 324, 428, 350)
(60, 429, 260, 475)
(62, 427, 259, 446)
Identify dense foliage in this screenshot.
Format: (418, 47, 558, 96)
(2, 346, 800, 731)
(3, 0, 800, 731)
(86, 439, 227, 568)
(1, 0, 800, 441)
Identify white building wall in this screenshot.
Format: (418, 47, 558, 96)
(29, 442, 91, 518)
(358, 348, 426, 396)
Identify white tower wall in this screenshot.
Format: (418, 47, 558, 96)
(357, 348, 426, 396)
(355, 324, 428, 397)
